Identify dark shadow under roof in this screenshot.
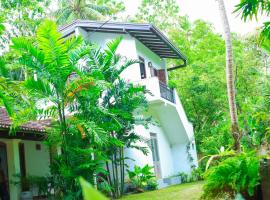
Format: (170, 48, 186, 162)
(59, 20, 187, 63)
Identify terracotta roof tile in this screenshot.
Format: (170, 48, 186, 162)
(0, 108, 50, 132)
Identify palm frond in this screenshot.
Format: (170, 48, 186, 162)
(104, 36, 122, 66)
(117, 59, 139, 77)
(0, 15, 5, 35)
(24, 78, 54, 99)
(12, 37, 45, 69)
(37, 20, 69, 68)
(85, 3, 110, 14)
(0, 58, 9, 78)
(0, 90, 13, 116)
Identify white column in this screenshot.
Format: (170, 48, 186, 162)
(6, 139, 21, 200)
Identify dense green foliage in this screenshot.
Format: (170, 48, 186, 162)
(0, 0, 50, 48)
(135, 0, 180, 30)
(55, 0, 125, 25)
(202, 152, 260, 199)
(0, 58, 34, 131)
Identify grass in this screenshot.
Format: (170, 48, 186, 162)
(121, 181, 204, 200)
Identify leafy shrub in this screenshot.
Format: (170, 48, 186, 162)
(12, 175, 53, 197)
(145, 179, 158, 191)
(178, 168, 203, 183)
(168, 80, 177, 89)
(127, 165, 157, 192)
(202, 152, 260, 199)
(190, 168, 204, 182)
(178, 172, 189, 183)
(97, 179, 112, 197)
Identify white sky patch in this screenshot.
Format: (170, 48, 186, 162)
(123, 0, 269, 34)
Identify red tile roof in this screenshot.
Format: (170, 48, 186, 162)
(0, 108, 50, 132)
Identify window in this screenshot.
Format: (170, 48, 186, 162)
(149, 133, 161, 178)
(149, 134, 160, 162)
(139, 57, 146, 79)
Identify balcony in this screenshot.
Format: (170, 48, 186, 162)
(137, 77, 175, 104)
(159, 82, 175, 103)
(136, 77, 194, 140)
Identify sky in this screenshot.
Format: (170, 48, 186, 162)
(123, 0, 269, 34)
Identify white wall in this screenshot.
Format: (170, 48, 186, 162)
(124, 125, 153, 173)
(171, 142, 191, 175)
(22, 140, 50, 177)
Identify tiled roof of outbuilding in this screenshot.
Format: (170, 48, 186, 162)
(0, 108, 50, 133)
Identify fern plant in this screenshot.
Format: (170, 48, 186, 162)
(202, 152, 260, 199)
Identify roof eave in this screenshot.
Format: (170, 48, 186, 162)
(59, 20, 188, 67)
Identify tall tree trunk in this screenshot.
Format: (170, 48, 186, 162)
(217, 0, 241, 152)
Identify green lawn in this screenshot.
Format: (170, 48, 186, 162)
(121, 181, 204, 200)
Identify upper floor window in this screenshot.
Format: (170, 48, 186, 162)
(148, 62, 158, 77)
(139, 57, 146, 79)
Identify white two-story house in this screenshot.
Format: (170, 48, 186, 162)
(60, 20, 198, 187)
(0, 20, 198, 199)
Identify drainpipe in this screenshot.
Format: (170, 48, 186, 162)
(167, 59, 187, 71)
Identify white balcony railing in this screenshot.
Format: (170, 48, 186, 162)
(137, 77, 175, 103)
(159, 82, 175, 103)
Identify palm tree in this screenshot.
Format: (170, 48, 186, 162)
(55, 0, 110, 25)
(11, 19, 93, 133)
(11, 20, 102, 198)
(216, 0, 241, 152)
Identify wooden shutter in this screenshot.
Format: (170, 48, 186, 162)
(157, 69, 167, 84)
